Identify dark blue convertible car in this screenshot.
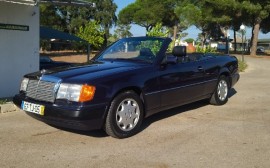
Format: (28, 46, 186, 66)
(13, 37, 239, 138)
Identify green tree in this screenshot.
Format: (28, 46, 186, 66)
(40, 3, 95, 34)
(76, 21, 105, 49)
(185, 38, 195, 43)
(62, 6, 94, 34)
(108, 33, 118, 44)
(91, 0, 117, 48)
(201, 0, 243, 52)
(176, 0, 243, 50)
(119, 0, 187, 45)
(175, 0, 212, 47)
(40, 0, 117, 48)
(261, 14, 270, 34)
(189, 0, 270, 56)
(114, 24, 133, 39)
(40, 4, 66, 31)
(241, 0, 270, 56)
(146, 23, 169, 37)
(118, 0, 178, 32)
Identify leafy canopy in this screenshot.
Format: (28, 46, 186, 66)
(118, 0, 177, 31)
(40, 0, 117, 47)
(76, 21, 105, 49)
(146, 23, 169, 37)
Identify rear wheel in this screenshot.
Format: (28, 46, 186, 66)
(104, 91, 144, 138)
(210, 76, 229, 105)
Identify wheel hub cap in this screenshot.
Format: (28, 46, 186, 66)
(116, 99, 140, 131)
(217, 80, 228, 101)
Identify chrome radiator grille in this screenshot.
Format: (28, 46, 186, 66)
(26, 79, 56, 103)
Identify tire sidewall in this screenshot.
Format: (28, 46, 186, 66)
(210, 75, 229, 105)
(214, 76, 229, 105)
(106, 91, 144, 138)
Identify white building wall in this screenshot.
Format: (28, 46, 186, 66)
(0, 2, 39, 98)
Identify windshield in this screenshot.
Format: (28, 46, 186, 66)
(97, 37, 165, 63)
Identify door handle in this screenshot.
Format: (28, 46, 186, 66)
(197, 66, 204, 71)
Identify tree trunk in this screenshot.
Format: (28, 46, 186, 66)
(172, 25, 178, 46)
(145, 26, 150, 35)
(203, 36, 206, 49)
(201, 33, 206, 49)
(250, 19, 261, 56)
(249, 26, 254, 52)
(102, 26, 110, 49)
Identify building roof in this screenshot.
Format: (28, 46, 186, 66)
(40, 0, 95, 7)
(258, 39, 270, 43)
(40, 26, 85, 42)
(0, 0, 36, 5)
(0, 0, 95, 7)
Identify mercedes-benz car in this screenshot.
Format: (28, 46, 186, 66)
(13, 37, 239, 138)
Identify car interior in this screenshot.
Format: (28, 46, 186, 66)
(166, 46, 213, 64)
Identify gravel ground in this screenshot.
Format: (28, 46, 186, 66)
(0, 55, 270, 168)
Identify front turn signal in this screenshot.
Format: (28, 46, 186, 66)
(79, 85, 96, 102)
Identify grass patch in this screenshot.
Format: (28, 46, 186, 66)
(0, 97, 12, 105)
(238, 60, 248, 72)
(0, 99, 8, 105)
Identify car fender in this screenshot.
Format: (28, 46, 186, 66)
(218, 66, 231, 87)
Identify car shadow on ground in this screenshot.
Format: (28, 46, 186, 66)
(50, 125, 109, 138)
(51, 89, 237, 138)
(141, 88, 237, 131)
(141, 100, 209, 131)
(228, 88, 237, 98)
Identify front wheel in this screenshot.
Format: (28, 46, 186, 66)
(210, 76, 229, 105)
(104, 91, 144, 138)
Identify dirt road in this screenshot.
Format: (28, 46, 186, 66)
(0, 56, 270, 168)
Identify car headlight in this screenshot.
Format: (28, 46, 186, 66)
(20, 78, 29, 91)
(56, 83, 96, 102)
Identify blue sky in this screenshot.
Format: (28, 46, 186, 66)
(112, 0, 269, 40)
(112, 0, 146, 37)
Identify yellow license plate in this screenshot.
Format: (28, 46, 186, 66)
(21, 101, 45, 116)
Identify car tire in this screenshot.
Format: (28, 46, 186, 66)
(104, 91, 144, 138)
(210, 76, 229, 105)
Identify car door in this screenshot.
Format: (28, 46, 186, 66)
(200, 56, 220, 95)
(159, 59, 206, 108)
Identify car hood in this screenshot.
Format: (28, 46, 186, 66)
(26, 60, 150, 83)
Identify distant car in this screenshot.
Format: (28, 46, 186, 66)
(256, 46, 265, 53)
(217, 43, 226, 51)
(40, 56, 73, 70)
(14, 37, 239, 138)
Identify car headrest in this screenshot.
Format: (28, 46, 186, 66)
(172, 46, 187, 57)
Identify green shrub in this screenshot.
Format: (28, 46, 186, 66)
(0, 99, 7, 105)
(238, 60, 248, 72)
(185, 38, 194, 43)
(146, 23, 169, 37)
(136, 40, 163, 55)
(195, 45, 217, 53)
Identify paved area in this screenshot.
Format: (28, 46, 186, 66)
(0, 56, 270, 168)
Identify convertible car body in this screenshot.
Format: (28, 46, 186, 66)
(13, 37, 239, 138)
